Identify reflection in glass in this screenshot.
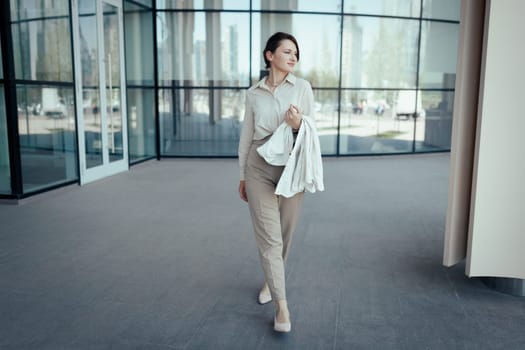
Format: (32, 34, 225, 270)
(251, 13, 340, 87)
(422, 0, 460, 21)
(10, 0, 69, 21)
(129, 0, 152, 8)
(253, 0, 341, 12)
(419, 21, 459, 89)
(151, 4, 460, 158)
(344, 0, 420, 17)
(12, 19, 73, 82)
(416, 91, 454, 151)
(103, 3, 124, 163)
(157, 0, 249, 10)
(124, 1, 154, 86)
(0, 87, 11, 193)
(159, 88, 245, 156)
(313, 89, 338, 155)
(340, 90, 415, 154)
(128, 88, 155, 162)
(16, 85, 78, 192)
(79, 2, 102, 168)
(342, 16, 419, 88)
(0, 36, 3, 78)
(157, 12, 250, 86)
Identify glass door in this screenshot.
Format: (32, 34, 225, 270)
(73, 0, 128, 184)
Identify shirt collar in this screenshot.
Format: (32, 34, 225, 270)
(256, 73, 297, 90)
(285, 73, 297, 85)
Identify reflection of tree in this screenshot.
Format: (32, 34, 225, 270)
(302, 69, 338, 105)
(79, 27, 97, 86)
(35, 19, 72, 81)
(298, 27, 338, 105)
(365, 21, 408, 89)
(103, 9, 121, 87)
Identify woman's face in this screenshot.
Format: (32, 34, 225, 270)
(266, 39, 298, 73)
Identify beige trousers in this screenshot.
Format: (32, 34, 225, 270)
(245, 139, 304, 301)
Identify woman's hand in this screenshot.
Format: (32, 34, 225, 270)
(285, 104, 302, 130)
(239, 180, 248, 202)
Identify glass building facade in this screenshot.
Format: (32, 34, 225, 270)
(0, 0, 460, 198)
(157, 0, 459, 156)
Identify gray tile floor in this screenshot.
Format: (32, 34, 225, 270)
(1, 155, 524, 350)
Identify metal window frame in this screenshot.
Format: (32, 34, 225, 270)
(0, 0, 22, 198)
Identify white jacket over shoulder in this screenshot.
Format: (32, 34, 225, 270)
(257, 116, 324, 198)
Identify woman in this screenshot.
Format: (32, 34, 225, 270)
(238, 32, 319, 333)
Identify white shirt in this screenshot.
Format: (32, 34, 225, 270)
(238, 73, 315, 180)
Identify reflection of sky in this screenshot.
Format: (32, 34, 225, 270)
(193, 13, 342, 75)
(156, 0, 457, 82)
(80, 16, 97, 53)
(157, 0, 250, 10)
(191, 12, 414, 75)
(345, 0, 420, 17)
(287, 15, 340, 72)
(352, 17, 419, 56)
(346, 0, 395, 15)
(193, 13, 251, 74)
(190, 12, 342, 75)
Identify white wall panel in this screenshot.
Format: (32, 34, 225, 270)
(466, 0, 525, 278)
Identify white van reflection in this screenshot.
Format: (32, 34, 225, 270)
(41, 88, 67, 119)
(394, 90, 425, 119)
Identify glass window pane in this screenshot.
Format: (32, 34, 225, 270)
(0, 86, 11, 194)
(124, 2, 154, 86)
(128, 88, 156, 162)
(253, 0, 341, 12)
(422, 0, 460, 21)
(157, 0, 249, 10)
(10, 0, 69, 21)
(159, 88, 245, 156)
(419, 21, 459, 89)
(342, 16, 419, 88)
(12, 19, 73, 82)
(158, 12, 250, 87)
(416, 91, 454, 151)
(252, 13, 341, 88)
(344, 0, 420, 17)
(313, 89, 338, 155)
(16, 85, 78, 193)
(340, 90, 415, 154)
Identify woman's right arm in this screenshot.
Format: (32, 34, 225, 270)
(238, 93, 254, 201)
(239, 181, 248, 202)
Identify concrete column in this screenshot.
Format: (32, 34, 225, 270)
(443, 0, 485, 266)
(205, 0, 222, 124)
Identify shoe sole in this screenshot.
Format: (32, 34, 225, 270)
(274, 319, 291, 332)
(258, 294, 272, 305)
